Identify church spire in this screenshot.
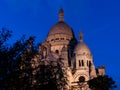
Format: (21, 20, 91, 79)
(59, 8, 64, 22)
(79, 32, 83, 42)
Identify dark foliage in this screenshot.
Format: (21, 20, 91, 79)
(0, 28, 67, 90)
(0, 28, 36, 89)
(88, 75, 117, 90)
(32, 60, 68, 90)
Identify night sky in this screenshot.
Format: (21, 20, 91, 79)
(0, 0, 120, 89)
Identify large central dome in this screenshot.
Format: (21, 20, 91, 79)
(48, 21, 73, 36)
(47, 8, 74, 37)
(46, 9, 77, 53)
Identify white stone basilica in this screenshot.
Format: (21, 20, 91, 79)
(31, 9, 105, 90)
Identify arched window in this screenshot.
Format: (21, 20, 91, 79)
(55, 38, 59, 40)
(79, 76, 85, 82)
(82, 60, 84, 66)
(51, 39, 54, 41)
(89, 61, 91, 67)
(66, 38, 69, 41)
(55, 50, 59, 54)
(61, 38, 64, 40)
(87, 60, 89, 66)
(79, 60, 81, 67)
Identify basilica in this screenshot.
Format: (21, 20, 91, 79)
(31, 9, 105, 90)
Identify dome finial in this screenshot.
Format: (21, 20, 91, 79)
(59, 8, 64, 21)
(79, 31, 83, 42)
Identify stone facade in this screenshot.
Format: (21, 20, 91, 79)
(31, 9, 105, 90)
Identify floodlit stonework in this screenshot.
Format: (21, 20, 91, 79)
(31, 9, 105, 90)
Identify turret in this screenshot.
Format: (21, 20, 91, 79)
(59, 8, 64, 22)
(72, 31, 96, 83)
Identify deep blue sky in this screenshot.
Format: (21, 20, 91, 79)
(0, 0, 120, 89)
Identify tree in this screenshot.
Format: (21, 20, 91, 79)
(0, 28, 37, 89)
(0, 28, 14, 88)
(0, 28, 68, 90)
(7, 36, 38, 89)
(30, 59, 68, 90)
(0, 28, 12, 80)
(88, 75, 117, 90)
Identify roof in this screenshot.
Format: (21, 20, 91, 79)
(48, 21, 74, 36)
(74, 32, 91, 54)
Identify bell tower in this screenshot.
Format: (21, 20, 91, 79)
(72, 32, 96, 85)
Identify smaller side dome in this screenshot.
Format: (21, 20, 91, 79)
(74, 32, 91, 55)
(74, 42, 91, 54)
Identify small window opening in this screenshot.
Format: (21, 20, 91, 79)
(79, 60, 81, 67)
(89, 61, 91, 67)
(55, 50, 59, 54)
(79, 76, 85, 82)
(61, 38, 64, 40)
(51, 39, 54, 41)
(66, 38, 69, 41)
(56, 38, 59, 40)
(87, 60, 89, 66)
(82, 60, 84, 66)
